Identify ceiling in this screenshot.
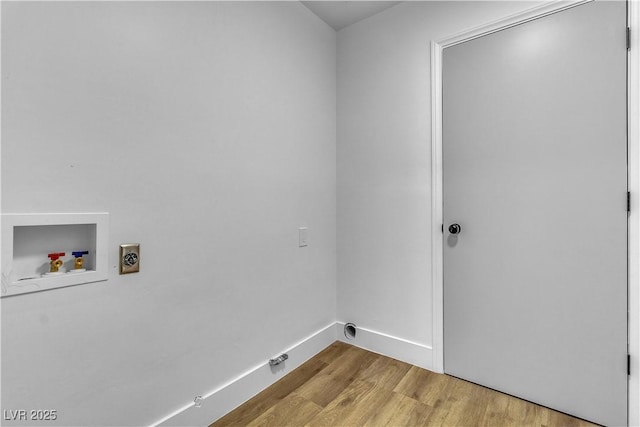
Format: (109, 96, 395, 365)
(301, 1, 402, 31)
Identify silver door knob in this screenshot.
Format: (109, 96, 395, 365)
(448, 224, 461, 234)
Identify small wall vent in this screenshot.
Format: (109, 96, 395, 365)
(344, 323, 357, 340)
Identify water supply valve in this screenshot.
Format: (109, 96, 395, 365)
(46, 252, 66, 275)
(71, 251, 89, 272)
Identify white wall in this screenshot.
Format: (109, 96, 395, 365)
(336, 1, 542, 358)
(4, 0, 636, 425)
(1, 2, 336, 426)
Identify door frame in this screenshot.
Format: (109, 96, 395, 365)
(429, 0, 639, 424)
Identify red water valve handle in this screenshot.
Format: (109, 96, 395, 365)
(47, 252, 65, 261)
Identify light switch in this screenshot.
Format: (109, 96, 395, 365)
(299, 227, 308, 247)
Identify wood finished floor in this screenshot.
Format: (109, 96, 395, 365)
(210, 341, 597, 427)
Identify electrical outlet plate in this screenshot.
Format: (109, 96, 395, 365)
(119, 243, 140, 274)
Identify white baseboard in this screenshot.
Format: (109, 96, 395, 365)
(150, 322, 433, 427)
(335, 322, 433, 371)
(151, 322, 337, 427)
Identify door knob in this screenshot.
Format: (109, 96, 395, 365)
(448, 224, 461, 234)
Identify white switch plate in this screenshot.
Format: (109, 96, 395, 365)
(298, 227, 308, 247)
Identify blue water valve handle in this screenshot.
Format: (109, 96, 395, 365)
(71, 251, 89, 271)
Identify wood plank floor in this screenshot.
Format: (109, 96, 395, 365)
(211, 341, 597, 427)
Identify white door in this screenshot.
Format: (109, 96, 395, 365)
(442, 2, 628, 425)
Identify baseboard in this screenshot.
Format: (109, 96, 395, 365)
(151, 322, 337, 427)
(335, 321, 433, 371)
(151, 322, 433, 427)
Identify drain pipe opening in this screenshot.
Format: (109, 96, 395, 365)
(344, 323, 357, 340)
